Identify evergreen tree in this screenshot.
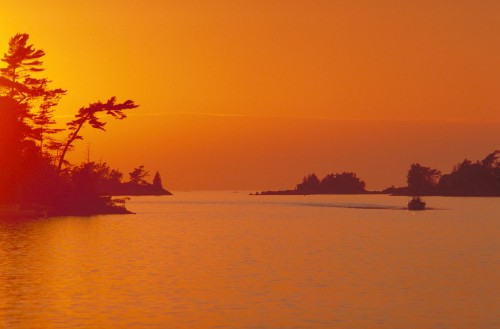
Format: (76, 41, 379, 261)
(438, 150, 500, 196)
(320, 172, 366, 194)
(152, 171, 164, 189)
(407, 163, 441, 195)
(129, 166, 150, 186)
(0, 34, 64, 202)
(296, 173, 320, 194)
(57, 97, 138, 172)
(0, 33, 65, 152)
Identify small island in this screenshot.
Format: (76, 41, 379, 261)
(255, 172, 377, 195)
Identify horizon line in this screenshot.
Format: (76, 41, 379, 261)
(54, 111, 500, 124)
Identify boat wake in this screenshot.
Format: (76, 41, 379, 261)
(292, 202, 443, 210)
(294, 202, 407, 210)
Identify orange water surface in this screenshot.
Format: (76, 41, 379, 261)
(1, 193, 499, 328)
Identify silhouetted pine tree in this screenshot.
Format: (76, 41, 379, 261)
(152, 171, 164, 190)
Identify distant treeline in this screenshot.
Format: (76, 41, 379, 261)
(256, 172, 370, 195)
(385, 150, 500, 196)
(256, 150, 500, 197)
(71, 163, 171, 196)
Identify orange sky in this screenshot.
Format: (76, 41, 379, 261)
(1, 1, 499, 190)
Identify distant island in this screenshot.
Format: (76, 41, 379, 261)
(384, 150, 500, 197)
(255, 172, 377, 195)
(255, 150, 500, 197)
(0, 33, 171, 217)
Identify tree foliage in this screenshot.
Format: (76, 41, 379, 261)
(407, 163, 441, 195)
(0, 33, 66, 150)
(0, 33, 45, 99)
(57, 97, 138, 172)
(0, 34, 64, 201)
(0, 33, 147, 214)
(296, 173, 320, 194)
(129, 166, 150, 186)
(295, 172, 366, 194)
(396, 151, 500, 196)
(69, 163, 170, 196)
(320, 172, 366, 194)
(152, 171, 164, 189)
(259, 171, 368, 195)
(438, 150, 500, 196)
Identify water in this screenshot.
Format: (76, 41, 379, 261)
(1, 192, 499, 328)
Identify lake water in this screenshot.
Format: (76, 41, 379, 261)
(1, 192, 499, 328)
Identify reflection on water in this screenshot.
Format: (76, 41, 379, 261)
(1, 193, 499, 328)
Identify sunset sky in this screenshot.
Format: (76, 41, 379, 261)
(2, 1, 499, 190)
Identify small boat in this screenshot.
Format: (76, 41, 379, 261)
(408, 196, 426, 210)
